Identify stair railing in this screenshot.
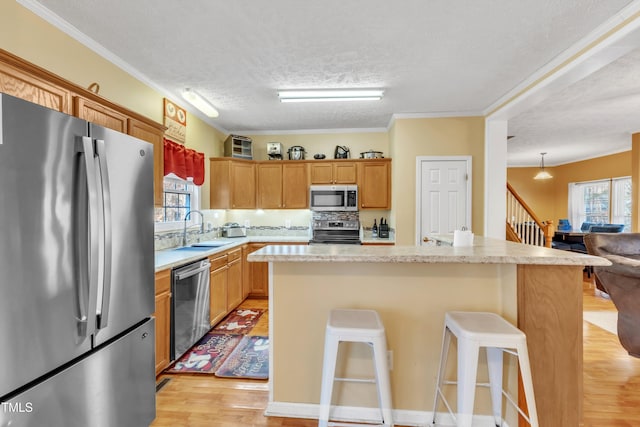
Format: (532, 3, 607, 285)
(506, 183, 553, 248)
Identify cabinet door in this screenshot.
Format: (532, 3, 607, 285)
(227, 258, 243, 310)
(210, 265, 228, 326)
(257, 163, 283, 208)
(358, 160, 391, 209)
(74, 96, 128, 132)
(333, 162, 357, 183)
(154, 269, 171, 375)
(230, 161, 256, 208)
(0, 62, 72, 114)
(247, 243, 268, 298)
(309, 163, 334, 184)
(282, 163, 309, 208)
(128, 118, 164, 207)
(241, 245, 251, 299)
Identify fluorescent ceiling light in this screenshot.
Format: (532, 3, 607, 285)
(181, 88, 219, 118)
(278, 89, 384, 102)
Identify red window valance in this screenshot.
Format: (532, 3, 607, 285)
(163, 138, 205, 185)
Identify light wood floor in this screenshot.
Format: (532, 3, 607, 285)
(152, 279, 640, 427)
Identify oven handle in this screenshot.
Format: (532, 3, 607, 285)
(175, 261, 211, 280)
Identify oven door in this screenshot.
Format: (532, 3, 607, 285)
(171, 259, 211, 361)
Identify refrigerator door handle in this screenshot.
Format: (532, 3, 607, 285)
(75, 136, 99, 338)
(95, 139, 112, 329)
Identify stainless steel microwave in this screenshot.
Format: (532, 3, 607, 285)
(309, 185, 358, 211)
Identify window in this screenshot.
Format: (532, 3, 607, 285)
(568, 177, 631, 231)
(155, 175, 200, 231)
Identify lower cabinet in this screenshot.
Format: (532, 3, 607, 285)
(154, 269, 171, 376)
(227, 248, 243, 310)
(245, 242, 308, 298)
(209, 253, 229, 327)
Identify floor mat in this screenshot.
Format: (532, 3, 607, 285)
(212, 308, 265, 335)
(215, 335, 269, 380)
(584, 311, 618, 335)
(167, 333, 243, 374)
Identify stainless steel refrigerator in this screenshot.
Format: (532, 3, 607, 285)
(0, 94, 156, 426)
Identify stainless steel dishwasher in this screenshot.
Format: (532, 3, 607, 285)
(171, 258, 211, 361)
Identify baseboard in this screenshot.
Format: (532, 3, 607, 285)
(265, 401, 506, 427)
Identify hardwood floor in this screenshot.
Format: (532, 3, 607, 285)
(152, 280, 640, 427)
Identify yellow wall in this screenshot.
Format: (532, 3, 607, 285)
(507, 151, 632, 226)
(390, 117, 486, 244)
(0, 1, 226, 208)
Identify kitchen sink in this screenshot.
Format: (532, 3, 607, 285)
(172, 246, 214, 252)
(190, 240, 233, 248)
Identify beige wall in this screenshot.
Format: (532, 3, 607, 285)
(508, 151, 631, 227)
(1, 1, 226, 208)
(390, 117, 486, 245)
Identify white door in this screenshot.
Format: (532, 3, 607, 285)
(416, 157, 471, 245)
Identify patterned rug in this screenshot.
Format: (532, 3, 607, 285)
(215, 335, 269, 380)
(212, 308, 265, 334)
(167, 333, 243, 374)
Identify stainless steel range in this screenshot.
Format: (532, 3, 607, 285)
(310, 219, 361, 244)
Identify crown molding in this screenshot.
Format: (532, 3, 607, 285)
(234, 127, 387, 136)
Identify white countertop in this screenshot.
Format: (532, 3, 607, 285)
(247, 235, 611, 266)
(155, 235, 310, 271)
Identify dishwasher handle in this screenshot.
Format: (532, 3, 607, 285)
(174, 260, 211, 280)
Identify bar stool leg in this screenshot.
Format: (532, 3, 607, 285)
(431, 326, 452, 425)
(318, 335, 340, 427)
(457, 338, 480, 427)
(372, 336, 394, 426)
(486, 347, 504, 426)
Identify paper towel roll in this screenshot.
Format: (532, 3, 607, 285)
(453, 229, 474, 247)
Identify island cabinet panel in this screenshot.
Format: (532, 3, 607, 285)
(154, 269, 171, 376)
(209, 254, 229, 326)
(257, 163, 283, 208)
(74, 95, 128, 133)
(210, 158, 256, 209)
(227, 252, 243, 311)
(0, 61, 72, 114)
(128, 118, 165, 207)
(309, 161, 357, 184)
(357, 159, 391, 209)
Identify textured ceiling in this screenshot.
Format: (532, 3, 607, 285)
(25, 0, 640, 165)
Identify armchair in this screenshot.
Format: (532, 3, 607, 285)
(584, 233, 640, 357)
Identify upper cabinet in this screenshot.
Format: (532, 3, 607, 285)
(357, 159, 391, 209)
(309, 160, 357, 184)
(0, 49, 166, 207)
(210, 158, 256, 209)
(257, 162, 309, 209)
(74, 96, 128, 133)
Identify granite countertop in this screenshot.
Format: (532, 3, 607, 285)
(247, 235, 611, 266)
(155, 235, 310, 271)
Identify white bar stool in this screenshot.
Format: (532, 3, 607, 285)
(431, 311, 538, 427)
(318, 309, 394, 427)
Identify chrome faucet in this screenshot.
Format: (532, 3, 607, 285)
(182, 210, 204, 246)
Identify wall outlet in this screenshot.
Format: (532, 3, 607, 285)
(285, 220, 291, 229)
(387, 350, 393, 370)
(244, 219, 250, 228)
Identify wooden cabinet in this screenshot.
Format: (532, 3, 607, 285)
(226, 248, 243, 310)
(210, 158, 256, 209)
(128, 118, 165, 207)
(241, 245, 251, 299)
(309, 160, 357, 184)
(209, 253, 228, 327)
(256, 162, 309, 209)
(74, 95, 128, 133)
(0, 60, 72, 114)
(246, 243, 269, 298)
(357, 159, 392, 209)
(154, 269, 172, 376)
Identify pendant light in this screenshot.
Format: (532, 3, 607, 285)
(534, 152, 553, 180)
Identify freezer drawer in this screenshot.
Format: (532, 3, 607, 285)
(0, 319, 155, 427)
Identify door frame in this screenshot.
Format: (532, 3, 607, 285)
(415, 156, 472, 245)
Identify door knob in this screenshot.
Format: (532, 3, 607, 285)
(423, 237, 430, 243)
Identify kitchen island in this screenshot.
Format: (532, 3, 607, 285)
(248, 237, 610, 427)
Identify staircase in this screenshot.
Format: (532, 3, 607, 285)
(506, 183, 553, 248)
